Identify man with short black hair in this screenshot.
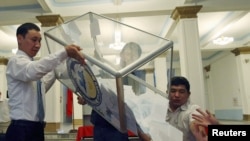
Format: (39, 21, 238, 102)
(139, 76, 202, 141)
(5, 22, 85, 141)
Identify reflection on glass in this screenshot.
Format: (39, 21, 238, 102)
(119, 42, 146, 95)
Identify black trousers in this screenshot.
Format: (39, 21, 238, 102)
(0, 133, 6, 141)
(5, 120, 45, 141)
(91, 110, 129, 141)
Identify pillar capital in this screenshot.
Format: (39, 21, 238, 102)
(0, 57, 8, 65)
(231, 47, 250, 56)
(204, 65, 211, 72)
(36, 15, 64, 27)
(171, 5, 202, 21)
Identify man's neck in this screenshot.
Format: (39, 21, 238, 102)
(169, 104, 178, 112)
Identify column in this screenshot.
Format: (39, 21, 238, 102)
(0, 57, 10, 132)
(36, 15, 64, 55)
(0, 58, 8, 100)
(171, 5, 206, 108)
(231, 47, 250, 120)
(204, 65, 215, 112)
(154, 53, 168, 97)
(36, 15, 64, 132)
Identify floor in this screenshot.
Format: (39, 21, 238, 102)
(1, 120, 250, 141)
(2, 119, 250, 134)
(58, 119, 250, 133)
(57, 122, 80, 134)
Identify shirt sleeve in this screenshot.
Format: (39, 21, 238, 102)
(7, 49, 67, 82)
(189, 104, 201, 122)
(42, 71, 56, 93)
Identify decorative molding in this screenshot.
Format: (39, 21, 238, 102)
(231, 47, 250, 56)
(171, 5, 203, 21)
(44, 122, 61, 132)
(145, 68, 154, 73)
(36, 15, 64, 27)
(44, 119, 83, 133)
(204, 65, 210, 72)
(74, 119, 83, 126)
(0, 57, 8, 65)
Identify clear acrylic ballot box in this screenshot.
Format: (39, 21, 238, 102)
(44, 12, 174, 134)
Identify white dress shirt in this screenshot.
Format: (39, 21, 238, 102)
(6, 49, 67, 121)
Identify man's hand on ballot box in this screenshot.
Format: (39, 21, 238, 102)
(77, 96, 87, 105)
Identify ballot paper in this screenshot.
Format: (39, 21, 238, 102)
(66, 58, 182, 140)
(148, 121, 183, 141)
(101, 80, 183, 141)
(124, 88, 183, 141)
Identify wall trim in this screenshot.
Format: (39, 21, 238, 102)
(0, 57, 8, 65)
(74, 119, 83, 126)
(231, 47, 250, 56)
(171, 5, 202, 20)
(45, 122, 61, 132)
(243, 114, 250, 121)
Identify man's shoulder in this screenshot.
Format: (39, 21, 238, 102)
(188, 104, 200, 109)
(8, 53, 29, 61)
(7, 55, 30, 67)
(181, 102, 200, 109)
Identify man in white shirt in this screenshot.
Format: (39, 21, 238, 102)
(5, 22, 85, 141)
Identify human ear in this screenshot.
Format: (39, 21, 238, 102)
(17, 34, 23, 44)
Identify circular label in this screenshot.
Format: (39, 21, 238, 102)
(67, 58, 102, 106)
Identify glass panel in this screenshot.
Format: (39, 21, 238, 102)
(44, 12, 173, 134)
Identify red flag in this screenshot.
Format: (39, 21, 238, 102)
(66, 89, 73, 117)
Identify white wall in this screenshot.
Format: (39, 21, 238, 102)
(236, 54, 250, 114)
(206, 53, 243, 120)
(210, 53, 241, 109)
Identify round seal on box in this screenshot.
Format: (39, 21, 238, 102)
(67, 58, 102, 106)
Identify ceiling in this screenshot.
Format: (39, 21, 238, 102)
(0, 0, 250, 66)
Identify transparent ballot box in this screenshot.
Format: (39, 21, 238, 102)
(44, 12, 173, 135)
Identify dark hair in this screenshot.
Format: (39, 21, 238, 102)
(16, 23, 40, 37)
(170, 76, 190, 92)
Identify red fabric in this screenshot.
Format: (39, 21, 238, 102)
(205, 126, 208, 135)
(76, 126, 94, 141)
(128, 130, 136, 136)
(66, 89, 73, 117)
(76, 126, 137, 141)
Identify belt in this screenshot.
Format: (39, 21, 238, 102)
(11, 120, 46, 128)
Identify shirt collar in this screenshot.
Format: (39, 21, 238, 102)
(166, 102, 189, 121)
(16, 50, 33, 61)
(168, 102, 189, 112)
